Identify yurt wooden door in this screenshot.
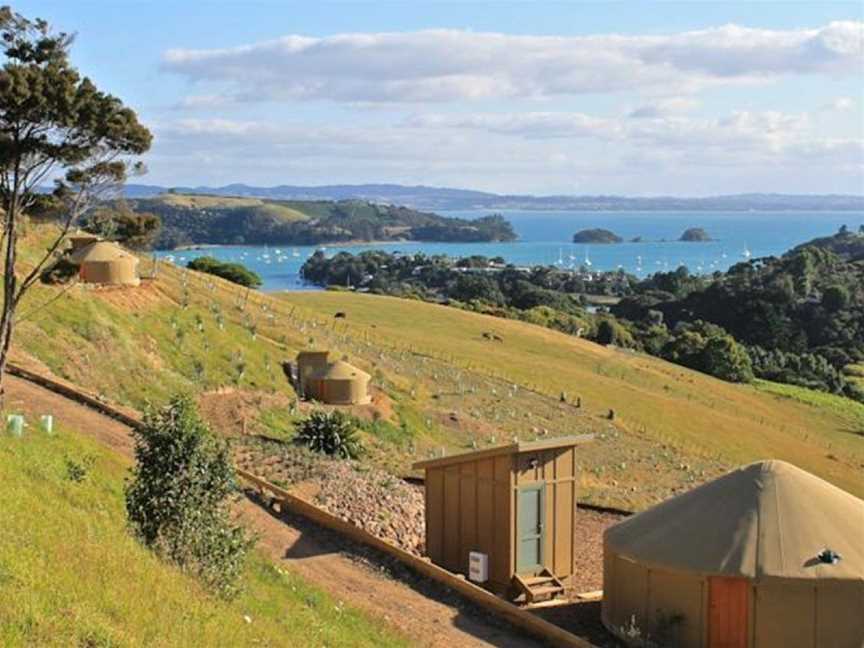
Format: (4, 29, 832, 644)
(708, 577, 749, 648)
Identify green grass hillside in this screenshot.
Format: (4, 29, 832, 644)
(11, 225, 864, 509)
(156, 193, 310, 222)
(0, 426, 405, 647)
(276, 291, 864, 501)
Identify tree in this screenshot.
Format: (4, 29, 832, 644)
(702, 335, 754, 383)
(187, 256, 262, 288)
(82, 201, 161, 249)
(125, 395, 251, 598)
(0, 7, 151, 398)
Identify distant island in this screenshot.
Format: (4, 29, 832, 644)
(679, 228, 712, 242)
(573, 228, 623, 244)
(126, 193, 517, 249)
(120, 183, 864, 212)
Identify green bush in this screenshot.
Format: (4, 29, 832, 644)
(187, 256, 262, 288)
(294, 410, 364, 459)
(125, 395, 252, 599)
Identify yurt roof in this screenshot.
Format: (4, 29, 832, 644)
(70, 241, 136, 264)
(605, 460, 864, 581)
(69, 231, 100, 242)
(310, 360, 370, 381)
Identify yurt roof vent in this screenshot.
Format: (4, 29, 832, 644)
(818, 548, 842, 565)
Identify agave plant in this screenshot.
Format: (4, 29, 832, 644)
(294, 410, 363, 460)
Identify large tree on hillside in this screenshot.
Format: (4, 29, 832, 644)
(0, 7, 151, 398)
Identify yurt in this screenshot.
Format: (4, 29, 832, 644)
(602, 460, 864, 648)
(306, 360, 371, 405)
(69, 241, 140, 286)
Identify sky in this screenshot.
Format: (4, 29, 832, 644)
(14, 1, 864, 196)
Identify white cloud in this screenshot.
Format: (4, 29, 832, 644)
(822, 96, 857, 111)
(628, 97, 701, 118)
(144, 109, 863, 194)
(162, 22, 864, 104)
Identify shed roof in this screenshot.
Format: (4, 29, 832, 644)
(297, 350, 330, 359)
(605, 460, 864, 581)
(310, 359, 371, 381)
(69, 241, 136, 264)
(413, 434, 593, 470)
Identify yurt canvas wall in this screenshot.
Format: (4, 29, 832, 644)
(602, 461, 864, 648)
(306, 360, 371, 405)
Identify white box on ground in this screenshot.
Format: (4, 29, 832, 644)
(468, 551, 488, 583)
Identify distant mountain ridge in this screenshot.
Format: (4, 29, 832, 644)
(121, 184, 864, 212)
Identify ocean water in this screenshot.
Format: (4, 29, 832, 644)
(154, 210, 863, 292)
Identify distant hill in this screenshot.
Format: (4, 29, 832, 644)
(121, 184, 864, 212)
(129, 193, 517, 249)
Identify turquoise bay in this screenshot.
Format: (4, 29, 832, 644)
(155, 210, 863, 291)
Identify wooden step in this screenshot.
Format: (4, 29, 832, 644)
(529, 585, 565, 598)
(522, 575, 556, 586)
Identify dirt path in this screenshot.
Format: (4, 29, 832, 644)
(4, 374, 543, 648)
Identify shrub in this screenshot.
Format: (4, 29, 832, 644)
(125, 395, 252, 599)
(294, 410, 364, 459)
(187, 256, 262, 288)
(595, 318, 636, 348)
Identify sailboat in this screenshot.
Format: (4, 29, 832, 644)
(583, 248, 593, 267)
(742, 244, 752, 260)
(556, 248, 564, 266)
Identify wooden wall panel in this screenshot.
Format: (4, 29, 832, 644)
(443, 465, 461, 571)
(554, 481, 574, 577)
(459, 462, 478, 573)
(426, 467, 445, 565)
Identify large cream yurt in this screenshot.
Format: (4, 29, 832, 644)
(69, 241, 140, 286)
(306, 360, 371, 405)
(602, 460, 864, 648)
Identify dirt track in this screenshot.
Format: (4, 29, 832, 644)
(4, 374, 543, 648)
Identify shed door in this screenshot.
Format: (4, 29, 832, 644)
(708, 577, 749, 648)
(516, 485, 545, 574)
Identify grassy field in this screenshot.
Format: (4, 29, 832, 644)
(276, 291, 864, 501)
(0, 425, 406, 647)
(11, 225, 864, 509)
(155, 193, 310, 222)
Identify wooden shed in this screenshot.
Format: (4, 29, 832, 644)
(413, 435, 592, 602)
(295, 351, 330, 397)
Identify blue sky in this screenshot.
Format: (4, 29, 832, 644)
(15, 1, 864, 195)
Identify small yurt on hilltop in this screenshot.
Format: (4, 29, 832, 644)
(307, 360, 371, 405)
(69, 241, 140, 286)
(602, 460, 864, 648)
